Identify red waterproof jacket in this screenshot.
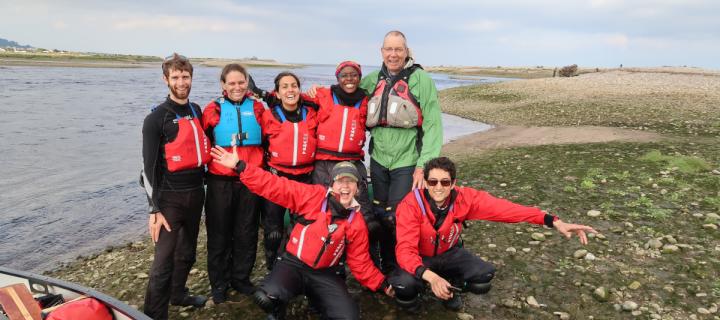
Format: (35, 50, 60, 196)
(395, 188, 546, 277)
(309, 88, 368, 161)
(240, 165, 385, 291)
(202, 95, 265, 176)
(261, 105, 318, 175)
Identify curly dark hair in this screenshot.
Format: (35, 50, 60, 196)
(423, 157, 457, 181)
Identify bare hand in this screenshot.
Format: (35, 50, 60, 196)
(554, 220, 598, 245)
(411, 167, 425, 190)
(210, 145, 240, 169)
(422, 269, 452, 300)
(306, 84, 320, 98)
(149, 212, 171, 243)
(384, 285, 395, 298)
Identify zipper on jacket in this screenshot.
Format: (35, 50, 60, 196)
(433, 231, 440, 256)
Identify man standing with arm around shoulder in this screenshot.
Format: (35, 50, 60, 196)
(141, 53, 210, 320)
(359, 30, 444, 273)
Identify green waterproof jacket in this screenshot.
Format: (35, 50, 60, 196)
(360, 60, 443, 170)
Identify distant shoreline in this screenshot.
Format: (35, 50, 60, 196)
(0, 52, 303, 69)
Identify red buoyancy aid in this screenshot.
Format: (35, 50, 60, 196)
(286, 198, 358, 269)
(163, 105, 211, 172)
(46, 298, 113, 320)
(412, 189, 463, 257)
(366, 65, 423, 129)
(316, 89, 367, 160)
(266, 106, 317, 173)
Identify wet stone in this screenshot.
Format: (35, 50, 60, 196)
(628, 281, 641, 290)
(593, 287, 608, 301)
(587, 210, 602, 217)
(645, 238, 663, 249)
(662, 244, 680, 254)
(702, 224, 718, 230)
(531, 233, 546, 241)
(573, 249, 588, 259)
(553, 311, 570, 319)
(457, 313, 474, 320)
(622, 301, 639, 311)
(526, 296, 540, 308)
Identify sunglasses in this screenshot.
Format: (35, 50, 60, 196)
(426, 179, 453, 187)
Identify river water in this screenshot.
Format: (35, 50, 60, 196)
(0, 64, 501, 272)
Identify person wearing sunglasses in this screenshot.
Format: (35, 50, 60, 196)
(358, 30, 444, 274)
(390, 157, 598, 312)
(140, 53, 210, 319)
(200, 64, 265, 303)
(209, 147, 394, 320)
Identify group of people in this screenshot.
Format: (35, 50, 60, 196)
(141, 30, 597, 320)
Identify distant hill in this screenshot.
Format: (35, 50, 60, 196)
(0, 37, 33, 48)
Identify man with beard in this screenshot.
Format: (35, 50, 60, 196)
(141, 53, 210, 319)
(359, 30, 443, 273)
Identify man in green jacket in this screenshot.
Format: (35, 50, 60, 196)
(360, 30, 443, 273)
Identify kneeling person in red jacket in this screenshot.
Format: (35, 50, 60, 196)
(211, 146, 394, 319)
(392, 157, 597, 311)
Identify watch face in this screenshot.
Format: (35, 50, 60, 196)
(328, 223, 338, 233)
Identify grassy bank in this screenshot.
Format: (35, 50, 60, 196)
(47, 70, 719, 319)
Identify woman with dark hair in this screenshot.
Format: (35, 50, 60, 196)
(257, 72, 319, 270)
(201, 63, 265, 303)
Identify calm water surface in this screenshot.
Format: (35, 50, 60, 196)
(0, 64, 503, 272)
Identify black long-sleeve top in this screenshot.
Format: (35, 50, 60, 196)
(141, 96, 205, 213)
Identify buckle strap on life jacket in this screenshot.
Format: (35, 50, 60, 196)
(413, 189, 427, 217)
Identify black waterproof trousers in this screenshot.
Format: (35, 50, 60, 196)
(205, 176, 260, 294)
(388, 246, 496, 302)
(144, 188, 204, 320)
(368, 159, 415, 272)
(261, 253, 359, 320)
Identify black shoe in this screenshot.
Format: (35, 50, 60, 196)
(442, 294, 463, 311)
(211, 286, 228, 304)
(232, 281, 256, 295)
(170, 294, 208, 308)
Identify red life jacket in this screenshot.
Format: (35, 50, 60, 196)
(163, 105, 211, 172)
(285, 198, 358, 269)
(46, 298, 113, 320)
(366, 65, 423, 129)
(266, 106, 317, 173)
(412, 189, 463, 257)
(316, 91, 366, 160)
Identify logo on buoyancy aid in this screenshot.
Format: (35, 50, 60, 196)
(171, 155, 182, 162)
(301, 133, 309, 155)
(348, 120, 357, 142)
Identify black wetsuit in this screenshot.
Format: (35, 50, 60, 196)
(141, 96, 205, 320)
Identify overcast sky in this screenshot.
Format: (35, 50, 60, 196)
(1, 0, 719, 69)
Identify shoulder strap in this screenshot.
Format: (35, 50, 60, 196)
(413, 188, 427, 217)
(274, 106, 286, 123)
